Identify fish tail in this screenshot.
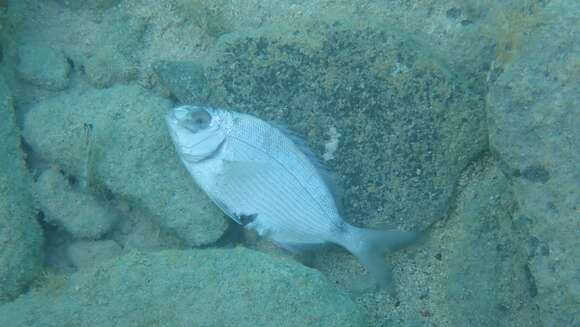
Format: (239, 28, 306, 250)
(340, 224, 419, 289)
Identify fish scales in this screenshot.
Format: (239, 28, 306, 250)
(226, 118, 340, 226)
(166, 105, 418, 288)
(222, 136, 336, 241)
(228, 116, 333, 213)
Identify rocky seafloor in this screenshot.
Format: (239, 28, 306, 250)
(0, 1, 578, 326)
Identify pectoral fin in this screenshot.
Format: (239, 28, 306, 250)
(237, 213, 258, 226)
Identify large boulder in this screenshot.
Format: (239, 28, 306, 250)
(197, 19, 488, 230)
(487, 1, 580, 325)
(0, 249, 366, 327)
(23, 85, 228, 246)
(0, 76, 43, 302)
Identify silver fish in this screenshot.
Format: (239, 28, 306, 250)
(166, 105, 417, 287)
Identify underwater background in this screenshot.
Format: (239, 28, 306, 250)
(0, 0, 578, 326)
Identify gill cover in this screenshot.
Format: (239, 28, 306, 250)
(166, 106, 226, 162)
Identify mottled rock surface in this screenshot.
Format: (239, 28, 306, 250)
(0, 76, 43, 302)
(153, 60, 208, 103)
(0, 249, 366, 327)
(82, 48, 137, 89)
(202, 20, 487, 230)
(487, 0, 580, 325)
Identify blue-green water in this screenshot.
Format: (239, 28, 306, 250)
(0, 1, 578, 326)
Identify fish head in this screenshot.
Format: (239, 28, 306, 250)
(165, 105, 227, 163)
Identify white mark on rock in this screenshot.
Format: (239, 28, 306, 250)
(323, 126, 341, 162)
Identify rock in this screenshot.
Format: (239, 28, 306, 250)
(82, 48, 137, 89)
(66, 240, 122, 269)
(0, 76, 43, 302)
(0, 249, 366, 327)
(35, 169, 119, 239)
(202, 19, 487, 230)
(16, 44, 70, 91)
(54, 0, 121, 10)
(153, 60, 208, 103)
(44, 235, 76, 274)
(487, 1, 580, 325)
(23, 85, 228, 246)
(442, 162, 540, 326)
(374, 160, 543, 326)
(112, 206, 184, 252)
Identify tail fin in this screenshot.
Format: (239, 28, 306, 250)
(339, 225, 419, 289)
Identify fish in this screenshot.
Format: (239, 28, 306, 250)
(166, 105, 418, 288)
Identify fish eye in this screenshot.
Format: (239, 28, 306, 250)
(184, 109, 211, 132)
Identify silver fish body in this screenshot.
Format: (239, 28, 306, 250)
(166, 105, 416, 286)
